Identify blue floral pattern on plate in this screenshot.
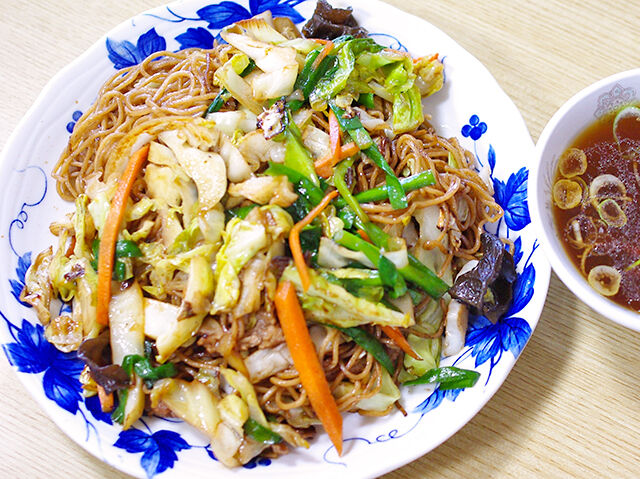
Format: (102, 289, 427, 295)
(2, 1, 546, 478)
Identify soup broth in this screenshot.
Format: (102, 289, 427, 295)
(552, 105, 640, 312)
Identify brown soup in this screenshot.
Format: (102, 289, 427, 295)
(552, 105, 640, 312)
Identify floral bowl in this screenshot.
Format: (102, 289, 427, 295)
(530, 68, 640, 330)
(0, 0, 549, 477)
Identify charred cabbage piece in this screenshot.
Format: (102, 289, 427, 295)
(448, 233, 517, 323)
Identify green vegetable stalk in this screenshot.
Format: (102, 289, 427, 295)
(243, 418, 283, 445)
(333, 170, 436, 208)
(334, 325, 395, 374)
(203, 58, 256, 116)
(329, 102, 407, 209)
(403, 366, 480, 390)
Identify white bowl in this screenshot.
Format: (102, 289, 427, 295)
(530, 68, 640, 330)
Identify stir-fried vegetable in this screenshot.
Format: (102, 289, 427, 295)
(403, 366, 480, 389)
(97, 144, 149, 326)
(274, 280, 343, 455)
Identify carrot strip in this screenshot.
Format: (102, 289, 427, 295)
(381, 325, 422, 360)
(274, 280, 343, 455)
(315, 142, 360, 178)
(96, 144, 150, 326)
(339, 141, 359, 159)
(312, 40, 334, 69)
(97, 385, 114, 413)
(289, 190, 339, 291)
(356, 228, 372, 243)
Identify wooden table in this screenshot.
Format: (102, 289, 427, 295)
(1, 1, 639, 477)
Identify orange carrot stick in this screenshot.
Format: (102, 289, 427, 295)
(356, 228, 372, 244)
(314, 141, 361, 178)
(274, 280, 343, 455)
(97, 385, 114, 413)
(96, 144, 150, 326)
(381, 325, 422, 360)
(339, 142, 359, 159)
(289, 190, 339, 292)
(312, 40, 334, 69)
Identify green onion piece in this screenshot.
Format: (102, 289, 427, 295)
(227, 204, 258, 220)
(243, 418, 283, 445)
(357, 92, 375, 109)
(203, 59, 256, 116)
(264, 162, 325, 206)
(203, 90, 231, 116)
(303, 54, 338, 99)
(362, 145, 408, 209)
(334, 170, 436, 207)
(339, 223, 449, 299)
(334, 158, 369, 224)
(626, 258, 640, 271)
(115, 239, 142, 258)
(401, 255, 450, 299)
(334, 230, 382, 265)
(111, 389, 128, 424)
(403, 366, 480, 389)
(335, 326, 395, 374)
(334, 230, 406, 297)
(329, 102, 407, 209)
(294, 49, 321, 93)
(121, 354, 178, 389)
(284, 126, 320, 187)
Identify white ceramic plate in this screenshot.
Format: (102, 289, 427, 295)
(0, 1, 549, 478)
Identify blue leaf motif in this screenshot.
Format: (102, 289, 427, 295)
(196, 3, 251, 29)
(16, 252, 31, 282)
(106, 28, 166, 69)
(500, 316, 532, 358)
(85, 394, 113, 424)
(3, 320, 54, 373)
(512, 236, 523, 266)
(507, 261, 535, 316)
(413, 387, 463, 414)
(106, 38, 139, 69)
(115, 428, 189, 478)
(493, 167, 531, 231)
(137, 28, 167, 59)
(465, 317, 503, 368)
(43, 366, 83, 414)
(176, 27, 215, 50)
(487, 145, 496, 172)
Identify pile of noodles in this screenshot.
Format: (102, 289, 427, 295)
(52, 44, 503, 448)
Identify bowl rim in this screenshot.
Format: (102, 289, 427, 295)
(530, 67, 640, 330)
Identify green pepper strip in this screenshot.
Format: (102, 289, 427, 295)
(334, 326, 395, 375)
(329, 102, 407, 209)
(403, 366, 480, 390)
(122, 354, 178, 389)
(203, 59, 256, 116)
(334, 171, 436, 208)
(243, 418, 283, 445)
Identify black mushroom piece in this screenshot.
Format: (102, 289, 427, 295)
(302, 0, 368, 40)
(449, 233, 517, 323)
(77, 331, 130, 394)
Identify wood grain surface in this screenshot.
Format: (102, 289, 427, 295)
(1, 1, 639, 478)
